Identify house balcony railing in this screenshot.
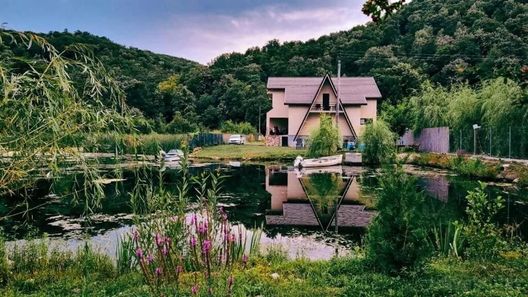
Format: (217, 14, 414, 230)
(310, 104, 343, 113)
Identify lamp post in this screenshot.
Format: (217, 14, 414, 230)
(473, 124, 481, 155)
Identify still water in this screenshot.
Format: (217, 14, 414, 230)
(1, 162, 527, 259)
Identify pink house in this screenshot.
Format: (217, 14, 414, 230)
(266, 75, 381, 147)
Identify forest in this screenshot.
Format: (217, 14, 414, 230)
(1, 0, 526, 135)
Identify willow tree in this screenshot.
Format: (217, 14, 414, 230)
(307, 114, 340, 158)
(0, 31, 132, 211)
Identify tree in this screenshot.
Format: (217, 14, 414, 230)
(307, 114, 340, 158)
(362, 0, 407, 22)
(366, 167, 432, 273)
(360, 120, 396, 164)
(0, 31, 131, 211)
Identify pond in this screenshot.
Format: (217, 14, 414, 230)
(1, 161, 527, 260)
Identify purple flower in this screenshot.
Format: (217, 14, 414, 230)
(191, 213, 197, 224)
(132, 230, 140, 241)
(197, 222, 205, 234)
(190, 235, 197, 247)
(155, 267, 162, 276)
(155, 233, 163, 246)
(202, 240, 212, 254)
(135, 247, 143, 258)
(191, 285, 199, 295)
(146, 253, 154, 264)
(161, 245, 169, 256)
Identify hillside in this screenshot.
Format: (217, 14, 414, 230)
(207, 0, 527, 105)
(1, 0, 526, 133)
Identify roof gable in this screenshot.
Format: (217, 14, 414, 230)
(267, 76, 381, 105)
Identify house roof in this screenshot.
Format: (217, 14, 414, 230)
(267, 76, 382, 105)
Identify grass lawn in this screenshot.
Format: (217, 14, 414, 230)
(2, 254, 528, 296)
(191, 143, 306, 161)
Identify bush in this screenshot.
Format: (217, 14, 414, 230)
(220, 120, 257, 135)
(462, 182, 507, 259)
(307, 114, 340, 158)
(166, 111, 199, 134)
(360, 120, 396, 164)
(449, 157, 500, 179)
(366, 167, 432, 273)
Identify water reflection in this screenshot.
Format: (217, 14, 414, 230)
(265, 166, 375, 230)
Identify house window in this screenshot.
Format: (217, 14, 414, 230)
(322, 93, 330, 110)
(360, 118, 373, 125)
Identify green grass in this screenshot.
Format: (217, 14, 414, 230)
(2, 252, 528, 296)
(190, 143, 306, 161)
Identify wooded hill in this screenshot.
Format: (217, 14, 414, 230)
(2, 0, 526, 133)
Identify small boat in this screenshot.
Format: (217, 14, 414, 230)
(294, 154, 343, 168)
(163, 149, 184, 163)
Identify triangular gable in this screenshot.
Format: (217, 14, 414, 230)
(293, 74, 357, 140)
(298, 173, 355, 231)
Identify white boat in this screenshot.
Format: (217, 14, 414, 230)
(163, 149, 184, 163)
(294, 154, 343, 168)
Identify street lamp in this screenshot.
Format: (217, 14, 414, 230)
(473, 124, 481, 155)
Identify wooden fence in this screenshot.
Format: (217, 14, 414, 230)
(398, 127, 450, 153)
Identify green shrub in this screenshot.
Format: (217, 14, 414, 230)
(366, 167, 432, 273)
(462, 182, 507, 259)
(307, 114, 340, 158)
(166, 111, 199, 133)
(360, 120, 396, 164)
(450, 157, 500, 179)
(220, 120, 257, 135)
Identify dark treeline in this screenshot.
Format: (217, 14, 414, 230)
(2, 0, 526, 133)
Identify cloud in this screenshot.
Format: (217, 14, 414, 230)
(147, 1, 369, 64)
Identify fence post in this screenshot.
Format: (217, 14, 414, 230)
(509, 125, 512, 159)
(473, 128, 476, 155)
(489, 127, 492, 156)
(459, 130, 462, 151)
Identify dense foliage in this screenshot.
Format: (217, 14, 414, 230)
(360, 120, 396, 164)
(2, 0, 525, 134)
(0, 32, 131, 199)
(307, 115, 340, 158)
(394, 78, 528, 157)
(366, 167, 432, 273)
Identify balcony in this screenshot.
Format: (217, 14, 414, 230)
(310, 104, 343, 113)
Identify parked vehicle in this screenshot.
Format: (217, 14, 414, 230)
(294, 154, 343, 168)
(228, 134, 246, 145)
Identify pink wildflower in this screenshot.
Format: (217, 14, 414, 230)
(162, 245, 169, 256)
(191, 285, 199, 295)
(190, 235, 197, 247)
(155, 233, 163, 246)
(135, 247, 143, 258)
(146, 253, 154, 264)
(197, 222, 205, 234)
(155, 267, 162, 277)
(202, 240, 212, 254)
(132, 229, 140, 241)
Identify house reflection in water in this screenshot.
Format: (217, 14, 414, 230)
(265, 165, 375, 231)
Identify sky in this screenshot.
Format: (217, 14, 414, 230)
(0, 0, 370, 64)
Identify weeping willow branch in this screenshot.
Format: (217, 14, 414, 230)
(0, 30, 134, 215)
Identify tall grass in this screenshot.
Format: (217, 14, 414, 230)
(85, 133, 188, 155)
